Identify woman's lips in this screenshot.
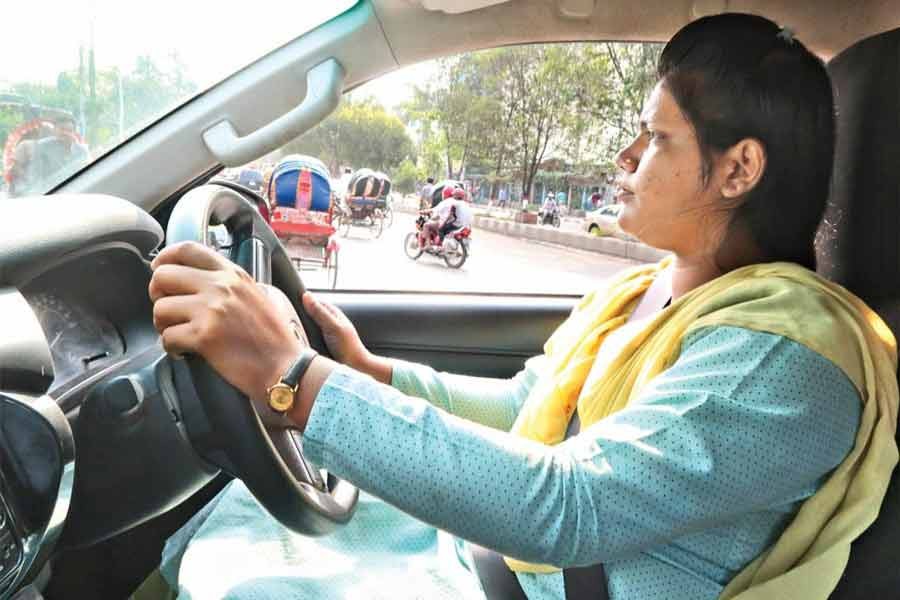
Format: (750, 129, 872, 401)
(616, 189, 634, 203)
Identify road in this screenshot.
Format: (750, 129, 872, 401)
(295, 212, 644, 295)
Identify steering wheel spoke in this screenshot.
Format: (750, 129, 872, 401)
(267, 428, 328, 491)
(242, 236, 273, 284)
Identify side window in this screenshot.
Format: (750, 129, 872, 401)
(223, 42, 663, 294)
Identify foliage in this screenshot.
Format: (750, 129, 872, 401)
(402, 55, 500, 180)
(570, 43, 662, 170)
(402, 42, 661, 199)
(281, 98, 415, 176)
(392, 158, 421, 193)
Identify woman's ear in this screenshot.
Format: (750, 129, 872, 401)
(720, 138, 766, 200)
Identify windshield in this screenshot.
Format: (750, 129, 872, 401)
(0, 0, 357, 199)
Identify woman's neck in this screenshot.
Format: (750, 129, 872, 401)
(670, 254, 724, 300)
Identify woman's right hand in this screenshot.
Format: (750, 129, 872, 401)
(302, 292, 393, 384)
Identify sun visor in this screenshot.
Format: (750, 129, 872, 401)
(420, 0, 601, 19)
(419, 0, 511, 14)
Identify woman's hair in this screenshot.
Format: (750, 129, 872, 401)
(657, 13, 835, 270)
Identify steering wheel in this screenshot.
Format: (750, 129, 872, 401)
(164, 183, 358, 536)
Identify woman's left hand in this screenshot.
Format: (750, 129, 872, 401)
(148, 241, 305, 405)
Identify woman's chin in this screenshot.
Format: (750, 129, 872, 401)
(619, 218, 665, 251)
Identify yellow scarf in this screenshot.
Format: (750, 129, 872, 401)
(503, 259, 899, 600)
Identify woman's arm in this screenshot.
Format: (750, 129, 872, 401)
(299, 291, 543, 430)
(299, 326, 861, 567)
(292, 355, 541, 433)
(388, 358, 542, 431)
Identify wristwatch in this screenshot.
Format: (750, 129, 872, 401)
(266, 348, 318, 413)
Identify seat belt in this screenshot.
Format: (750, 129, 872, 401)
(470, 409, 610, 600)
(472, 269, 673, 599)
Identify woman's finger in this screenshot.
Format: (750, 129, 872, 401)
(148, 264, 218, 302)
(302, 292, 333, 327)
(318, 298, 345, 321)
(152, 294, 203, 332)
(159, 321, 200, 358)
(151, 241, 230, 272)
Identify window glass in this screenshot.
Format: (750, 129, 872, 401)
(222, 42, 663, 294)
(0, 0, 357, 197)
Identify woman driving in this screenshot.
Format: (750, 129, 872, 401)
(143, 13, 898, 600)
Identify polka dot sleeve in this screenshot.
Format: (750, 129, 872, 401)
(389, 357, 543, 431)
(301, 326, 860, 572)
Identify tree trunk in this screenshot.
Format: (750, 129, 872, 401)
(444, 128, 453, 179)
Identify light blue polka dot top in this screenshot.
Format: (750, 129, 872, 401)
(301, 325, 861, 600)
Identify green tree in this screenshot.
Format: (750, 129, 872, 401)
(570, 43, 662, 168)
(501, 45, 581, 200)
(282, 98, 414, 175)
(477, 49, 520, 199)
(403, 53, 498, 180)
(392, 157, 421, 193)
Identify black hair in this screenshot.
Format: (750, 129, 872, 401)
(427, 177, 435, 184)
(658, 13, 835, 270)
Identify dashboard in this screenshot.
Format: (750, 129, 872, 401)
(0, 195, 220, 597)
(27, 292, 125, 385)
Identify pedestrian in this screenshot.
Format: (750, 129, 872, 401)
(420, 177, 435, 211)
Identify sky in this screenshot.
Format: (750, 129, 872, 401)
(1, 1, 352, 90)
(1, 0, 429, 113)
(347, 61, 437, 111)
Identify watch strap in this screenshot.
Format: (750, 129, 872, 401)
(282, 347, 319, 389)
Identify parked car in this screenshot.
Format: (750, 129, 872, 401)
(584, 203, 633, 239)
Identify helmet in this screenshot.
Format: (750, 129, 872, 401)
(442, 185, 455, 200)
(452, 188, 466, 200)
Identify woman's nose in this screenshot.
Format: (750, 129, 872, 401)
(615, 146, 639, 173)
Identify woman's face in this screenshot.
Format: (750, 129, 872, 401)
(615, 82, 729, 256)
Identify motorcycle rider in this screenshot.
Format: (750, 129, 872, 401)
(419, 187, 473, 248)
(419, 186, 455, 248)
(539, 192, 559, 224)
(439, 188, 472, 241)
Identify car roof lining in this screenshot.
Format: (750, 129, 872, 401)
(375, 0, 900, 64)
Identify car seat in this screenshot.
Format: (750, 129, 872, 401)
(822, 26, 900, 599)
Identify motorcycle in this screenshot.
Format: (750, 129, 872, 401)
(538, 209, 561, 227)
(404, 213, 471, 268)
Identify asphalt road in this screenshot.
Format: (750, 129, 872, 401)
(294, 212, 644, 295)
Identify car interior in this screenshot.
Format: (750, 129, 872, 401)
(0, 0, 899, 598)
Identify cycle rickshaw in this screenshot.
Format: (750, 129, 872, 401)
(335, 168, 390, 238)
(373, 170, 394, 228)
(266, 154, 339, 289)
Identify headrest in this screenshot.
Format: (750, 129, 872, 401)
(820, 28, 900, 334)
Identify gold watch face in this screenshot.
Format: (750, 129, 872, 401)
(268, 383, 295, 413)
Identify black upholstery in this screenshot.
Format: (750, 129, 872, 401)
(822, 27, 900, 599)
